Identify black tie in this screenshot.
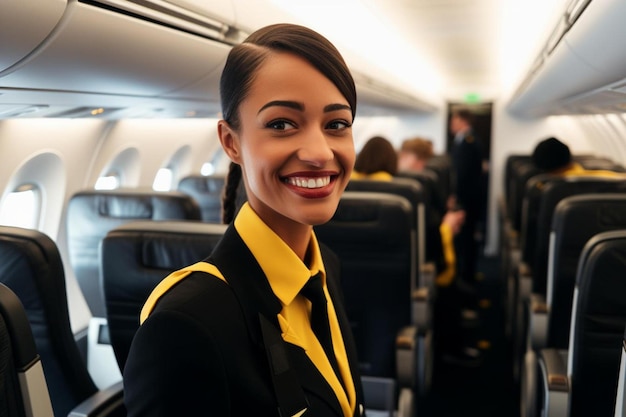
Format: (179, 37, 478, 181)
(300, 273, 344, 387)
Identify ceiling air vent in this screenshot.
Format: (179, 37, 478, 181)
(80, 0, 245, 44)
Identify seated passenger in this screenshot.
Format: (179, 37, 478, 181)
(398, 136, 434, 173)
(532, 137, 624, 177)
(351, 136, 397, 180)
(398, 137, 464, 287)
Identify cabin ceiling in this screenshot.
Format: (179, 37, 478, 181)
(359, 0, 501, 101)
(5, 0, 625, 118)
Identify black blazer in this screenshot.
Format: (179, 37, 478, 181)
(124, 224, 365, 416)
(452, 131, 483, 215)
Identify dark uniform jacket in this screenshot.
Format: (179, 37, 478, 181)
(452, 130, 483, 216)
(123, 223, 365, 416)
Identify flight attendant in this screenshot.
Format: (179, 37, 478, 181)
(123, 23, 365, 416)
(449, 109, 483, 290)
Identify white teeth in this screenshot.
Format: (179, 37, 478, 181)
(287, 176, 330, 189)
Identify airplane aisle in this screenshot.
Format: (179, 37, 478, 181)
(427, 254, 519, 417)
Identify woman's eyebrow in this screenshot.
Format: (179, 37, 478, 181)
(257, 101, 352, 115)
(324, 103, 352, 113)
(258, 100, 303, 114)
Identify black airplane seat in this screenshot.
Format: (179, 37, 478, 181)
(520, 194, 626, 416)
(537, 230, 626, 417)
(315, 191, 430, 416)
(66, 189, 202, 385)
(177, 173, 249, 224)
(0, 282, 54, 417)
(100, 220, 227, 370)
(0, 226, 125, 417)
(177, 174, 226, 223)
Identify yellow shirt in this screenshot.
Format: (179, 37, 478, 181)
(350, 170, 394, 181)
(141, 203, 356, 417)
(562, 162, 626, 178)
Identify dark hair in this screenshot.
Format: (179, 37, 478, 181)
(354, 136, 398, 176)
(531, 137, 572, 171)
(220, 23, 357, 223)
(452, 108, 474, 125)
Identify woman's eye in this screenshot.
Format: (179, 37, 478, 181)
(327, 120, 352, 130)
(267, 120, 296, 131)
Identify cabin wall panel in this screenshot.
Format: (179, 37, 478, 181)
(353, 112, 446, 152)
(0, 118, 110, 331)
(91, 119, 220, 188)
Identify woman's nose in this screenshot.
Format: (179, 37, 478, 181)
(297, 130, 333, 166)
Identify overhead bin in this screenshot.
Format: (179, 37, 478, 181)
(0, 0, 66, 73)
(0, 0, 437, 118)
(353, 72, 438, 115)
(508, 0, 626, 116)
(0, 1, 233, 97)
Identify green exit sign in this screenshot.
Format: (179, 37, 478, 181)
(464, 93, 481, 103)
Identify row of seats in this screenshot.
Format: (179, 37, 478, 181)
(0, 154, 453, 416)
(65, 189, 203, 388)
(532, 230, 626, 417)
(2, 179, 444, 416)
(499, 152, 626, 417)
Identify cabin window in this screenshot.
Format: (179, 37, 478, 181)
(0, 184, 41, 229)
(200, 162, 215, 176)
(95, 173, 120, 190)
(153, 168, 173, 191)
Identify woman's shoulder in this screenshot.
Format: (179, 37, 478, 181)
(150, 270, 239, 320)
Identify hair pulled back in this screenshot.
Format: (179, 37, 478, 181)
(220, 23, 357, 223)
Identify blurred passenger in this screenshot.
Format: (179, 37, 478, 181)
(398, 136, 434, 172)
(399, 137, 481, 366)
(449, 109, 483, 288)
(351, 136, 397, 180)
(532, 136, 624, 178)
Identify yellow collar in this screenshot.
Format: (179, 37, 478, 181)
(234, 203, 326, 306)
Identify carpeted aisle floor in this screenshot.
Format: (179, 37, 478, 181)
(425, 255, 520, 417)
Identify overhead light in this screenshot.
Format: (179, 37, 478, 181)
(47, 107, 123, 118)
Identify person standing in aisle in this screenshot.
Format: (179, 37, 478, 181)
(449, 109, 484, 291)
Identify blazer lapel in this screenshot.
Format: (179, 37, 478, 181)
(208, 225, 281, 347)
(208, 226, 346, 416)
(284, 342, 345, 416)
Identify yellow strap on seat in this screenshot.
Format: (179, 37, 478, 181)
(140, 261, 225, 324)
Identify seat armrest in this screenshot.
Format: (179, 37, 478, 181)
(68, 380, 125, 417)
(504, 221, 520, 250)
(396, 325, 418, 389)
(361, 376, 395, 417)
(419, 262, 436, 290)
(518, 261, 533, 302)
(411, 286, 432, 329)
(538, 348, 569, 417)
(529, 293, 548, 350)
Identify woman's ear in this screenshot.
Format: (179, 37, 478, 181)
(217, 120, 242, 163)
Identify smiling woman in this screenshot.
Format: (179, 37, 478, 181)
(123, 23, 365, 417)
